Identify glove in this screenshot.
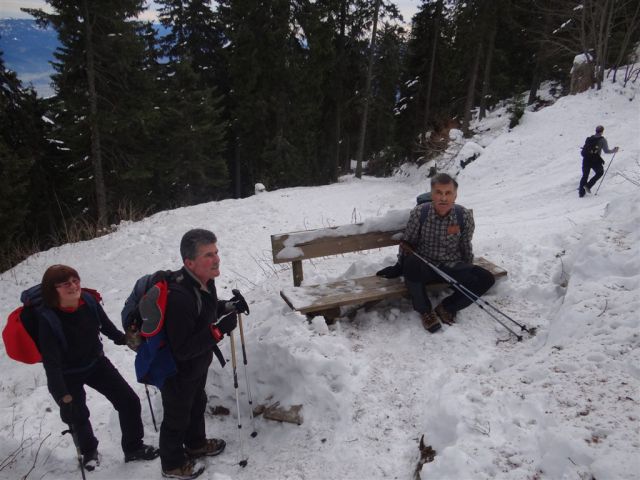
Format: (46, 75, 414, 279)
(376, 262, 403, 279)
(225, 289, 250, 315)
(217, 311, 237, 335)
(124, 325, 142, 352)
(210, 311, 237, 342)
(59, 399, 74, 425)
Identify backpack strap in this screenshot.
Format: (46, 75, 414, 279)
(19, 285, 67, 351)
(419, 203, 466, 235)
(81, 289, 101, 328)
(34, 306, 68, 351)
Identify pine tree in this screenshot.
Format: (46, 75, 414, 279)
(0, 50, 62, 268)
(25, 0, 158, 226)
(0, 55, 33, 251)
(154, 0, 230, 205)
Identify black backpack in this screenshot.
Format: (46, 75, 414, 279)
(581, 135, 600, 159)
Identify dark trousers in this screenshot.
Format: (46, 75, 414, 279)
(159, 372, 208, 470)
(579, 156, 604, 192)
(65, 356, 143, 456)
(403, 255, 495, 314)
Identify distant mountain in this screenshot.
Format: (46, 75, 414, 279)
(0, 18, 170, 98)
(0, 18, 58, 97)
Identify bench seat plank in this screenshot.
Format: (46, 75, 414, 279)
(281, 256, 507, 316)
(281, 275, 409, 315)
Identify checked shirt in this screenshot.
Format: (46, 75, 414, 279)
(401, 203, 474, 267)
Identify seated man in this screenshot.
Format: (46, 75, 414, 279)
(378, 173, 495, 333)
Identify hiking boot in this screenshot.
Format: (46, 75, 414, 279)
(421, 312, 441, 333)
(162, 460, 205, 480)
(435, 304, 456, 325)
(124, 444, 160, 463)
(578, 188, 586, 198)
(83, 449, 100, 471)
(185, 438, 226, 458)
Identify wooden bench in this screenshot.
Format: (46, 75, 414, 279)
(271, 218, 507, 322)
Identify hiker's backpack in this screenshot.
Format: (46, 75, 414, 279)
(121, 270, 225, 389)
(121, 270, 178, 389)
(3, 285, 100, 365)
(416, 191, 466, 234)
(581, 135, 600, 159)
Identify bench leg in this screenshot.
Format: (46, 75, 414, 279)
(292, 260, 303, 287)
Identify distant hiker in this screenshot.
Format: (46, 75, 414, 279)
(24, 265, 159, 471)
(377, 173, 495, 332)
(159, 228, 238, 480)
(579, 125, 619, 197)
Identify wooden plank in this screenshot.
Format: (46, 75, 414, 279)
(474, 257, 508, 278)
(281, 275, 409, 314)
(281, 257, 507, 315)
(271, 228, 403, 263)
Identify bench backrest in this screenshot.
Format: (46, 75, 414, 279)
(271, 225, 404, 264)
(271, 208, 473, 286)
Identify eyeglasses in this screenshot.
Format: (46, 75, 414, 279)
(55, 278, 81, 289)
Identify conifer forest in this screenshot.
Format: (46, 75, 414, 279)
(1, 0, 639, 270)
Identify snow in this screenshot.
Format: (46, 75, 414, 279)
(1, 78, 640, 480)
(276, 208, 409, 261)
(573, 53, 591, 66)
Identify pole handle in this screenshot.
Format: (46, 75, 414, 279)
(238, 313, 248, 365)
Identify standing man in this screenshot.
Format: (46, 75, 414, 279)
(579, 125, 619, 197)
(160, 229, 238, 480)
(388, 173, 494, 333)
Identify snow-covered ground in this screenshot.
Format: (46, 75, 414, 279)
(1, 79, 639, 480)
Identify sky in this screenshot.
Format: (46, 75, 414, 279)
(0, 75, 638, 480)
(0, 0, 421, 23)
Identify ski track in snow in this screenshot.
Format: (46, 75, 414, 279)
(0, 80, 639, 479)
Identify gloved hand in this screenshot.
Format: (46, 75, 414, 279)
(224, 289, 250, 315)
(59, 399, 74, 425)
(216, 311, 238, 335)
(124, 325, 142, 351)
(376, 262, 403, 279)
(210, 311, 238, 342)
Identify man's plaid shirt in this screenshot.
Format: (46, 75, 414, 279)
(401, 203, 474, 267)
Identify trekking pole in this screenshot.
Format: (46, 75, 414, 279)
(401, 242, 530, 341)
(144, 384, 158, 432)
(595, 151, 617, 195)
(229, 331, 248, 467)
(237, 312, 257, 438)
(62, 426, 87, 480)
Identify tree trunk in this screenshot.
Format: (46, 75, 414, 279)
(461, 40, 483, 136)
(423, 0, 443, 132)
(234, 141, 242, 198)
(331, 0, 347, 182)
(611, 0, 640, 82)
(478, 15, 497, 120)
(354, 0, 381, 179)
(527, 7, 552, 105)
(82, 0, 107, 227)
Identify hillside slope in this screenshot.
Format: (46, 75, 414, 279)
(0, 80, 638, 480)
